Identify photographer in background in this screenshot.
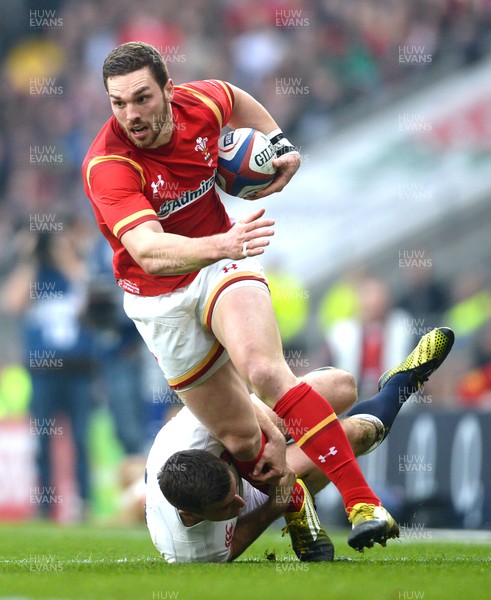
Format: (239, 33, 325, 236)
(1, 217, 96, 521)
(84, 237, 147, 456)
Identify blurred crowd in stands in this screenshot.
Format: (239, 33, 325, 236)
(270, 261, 491, 410)
(1, 0, 491, 520)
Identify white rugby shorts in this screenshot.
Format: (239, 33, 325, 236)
(124, 257, 268, 391)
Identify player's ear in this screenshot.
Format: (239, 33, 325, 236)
(164, 79, 174, 102)
(177, 508, 203, 526)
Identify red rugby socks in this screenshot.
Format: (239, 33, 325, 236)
(233, 431, 266, 480)
(285, 481, 305, 513)
(274, 382, 380, 509)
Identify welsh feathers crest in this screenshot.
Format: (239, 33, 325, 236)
(195, 136, 212, 166)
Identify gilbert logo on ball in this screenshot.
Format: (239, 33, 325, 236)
(216, 128, 276, 198)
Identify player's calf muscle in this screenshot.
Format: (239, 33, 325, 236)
(247, 362, 298, 406)
(220, 429, 263, 461)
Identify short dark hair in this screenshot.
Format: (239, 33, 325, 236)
(158, 450, 232, 513)
(102, 41, 170, 91)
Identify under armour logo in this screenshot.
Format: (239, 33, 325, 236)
(223, 263, 238, 273)
(318, 447, 338, 462)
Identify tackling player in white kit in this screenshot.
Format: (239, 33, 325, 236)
(145, 327, 454, 562)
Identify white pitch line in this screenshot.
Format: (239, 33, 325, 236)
(0, 556, 157, 566)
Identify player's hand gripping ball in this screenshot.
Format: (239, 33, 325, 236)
(216, 128, 277, 198)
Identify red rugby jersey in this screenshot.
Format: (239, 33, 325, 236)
(82, 80, 235, 296)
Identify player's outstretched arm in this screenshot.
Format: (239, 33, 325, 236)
(228, 468, 296, 562)
(120, 208, 274, 275)
(250, 399, 287, 485)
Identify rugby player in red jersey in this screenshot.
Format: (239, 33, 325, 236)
(83, 41, 453, 551)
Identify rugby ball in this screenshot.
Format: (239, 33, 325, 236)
(216, 128, 276, 198)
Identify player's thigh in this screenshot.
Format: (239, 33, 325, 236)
(301, 368, 357, 414)
(178, 359, 260, 456)
(211, 285, 297, 402)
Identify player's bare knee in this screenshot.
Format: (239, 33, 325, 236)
(247, 362, 276, 396)
(336, 369, 357, 412)
(246, 360, 297, 405)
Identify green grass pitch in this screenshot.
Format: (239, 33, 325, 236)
(0, 522, 490, 600)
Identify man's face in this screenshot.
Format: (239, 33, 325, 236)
(106, 66, 174, 149)
(197, 471, 246, 522)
